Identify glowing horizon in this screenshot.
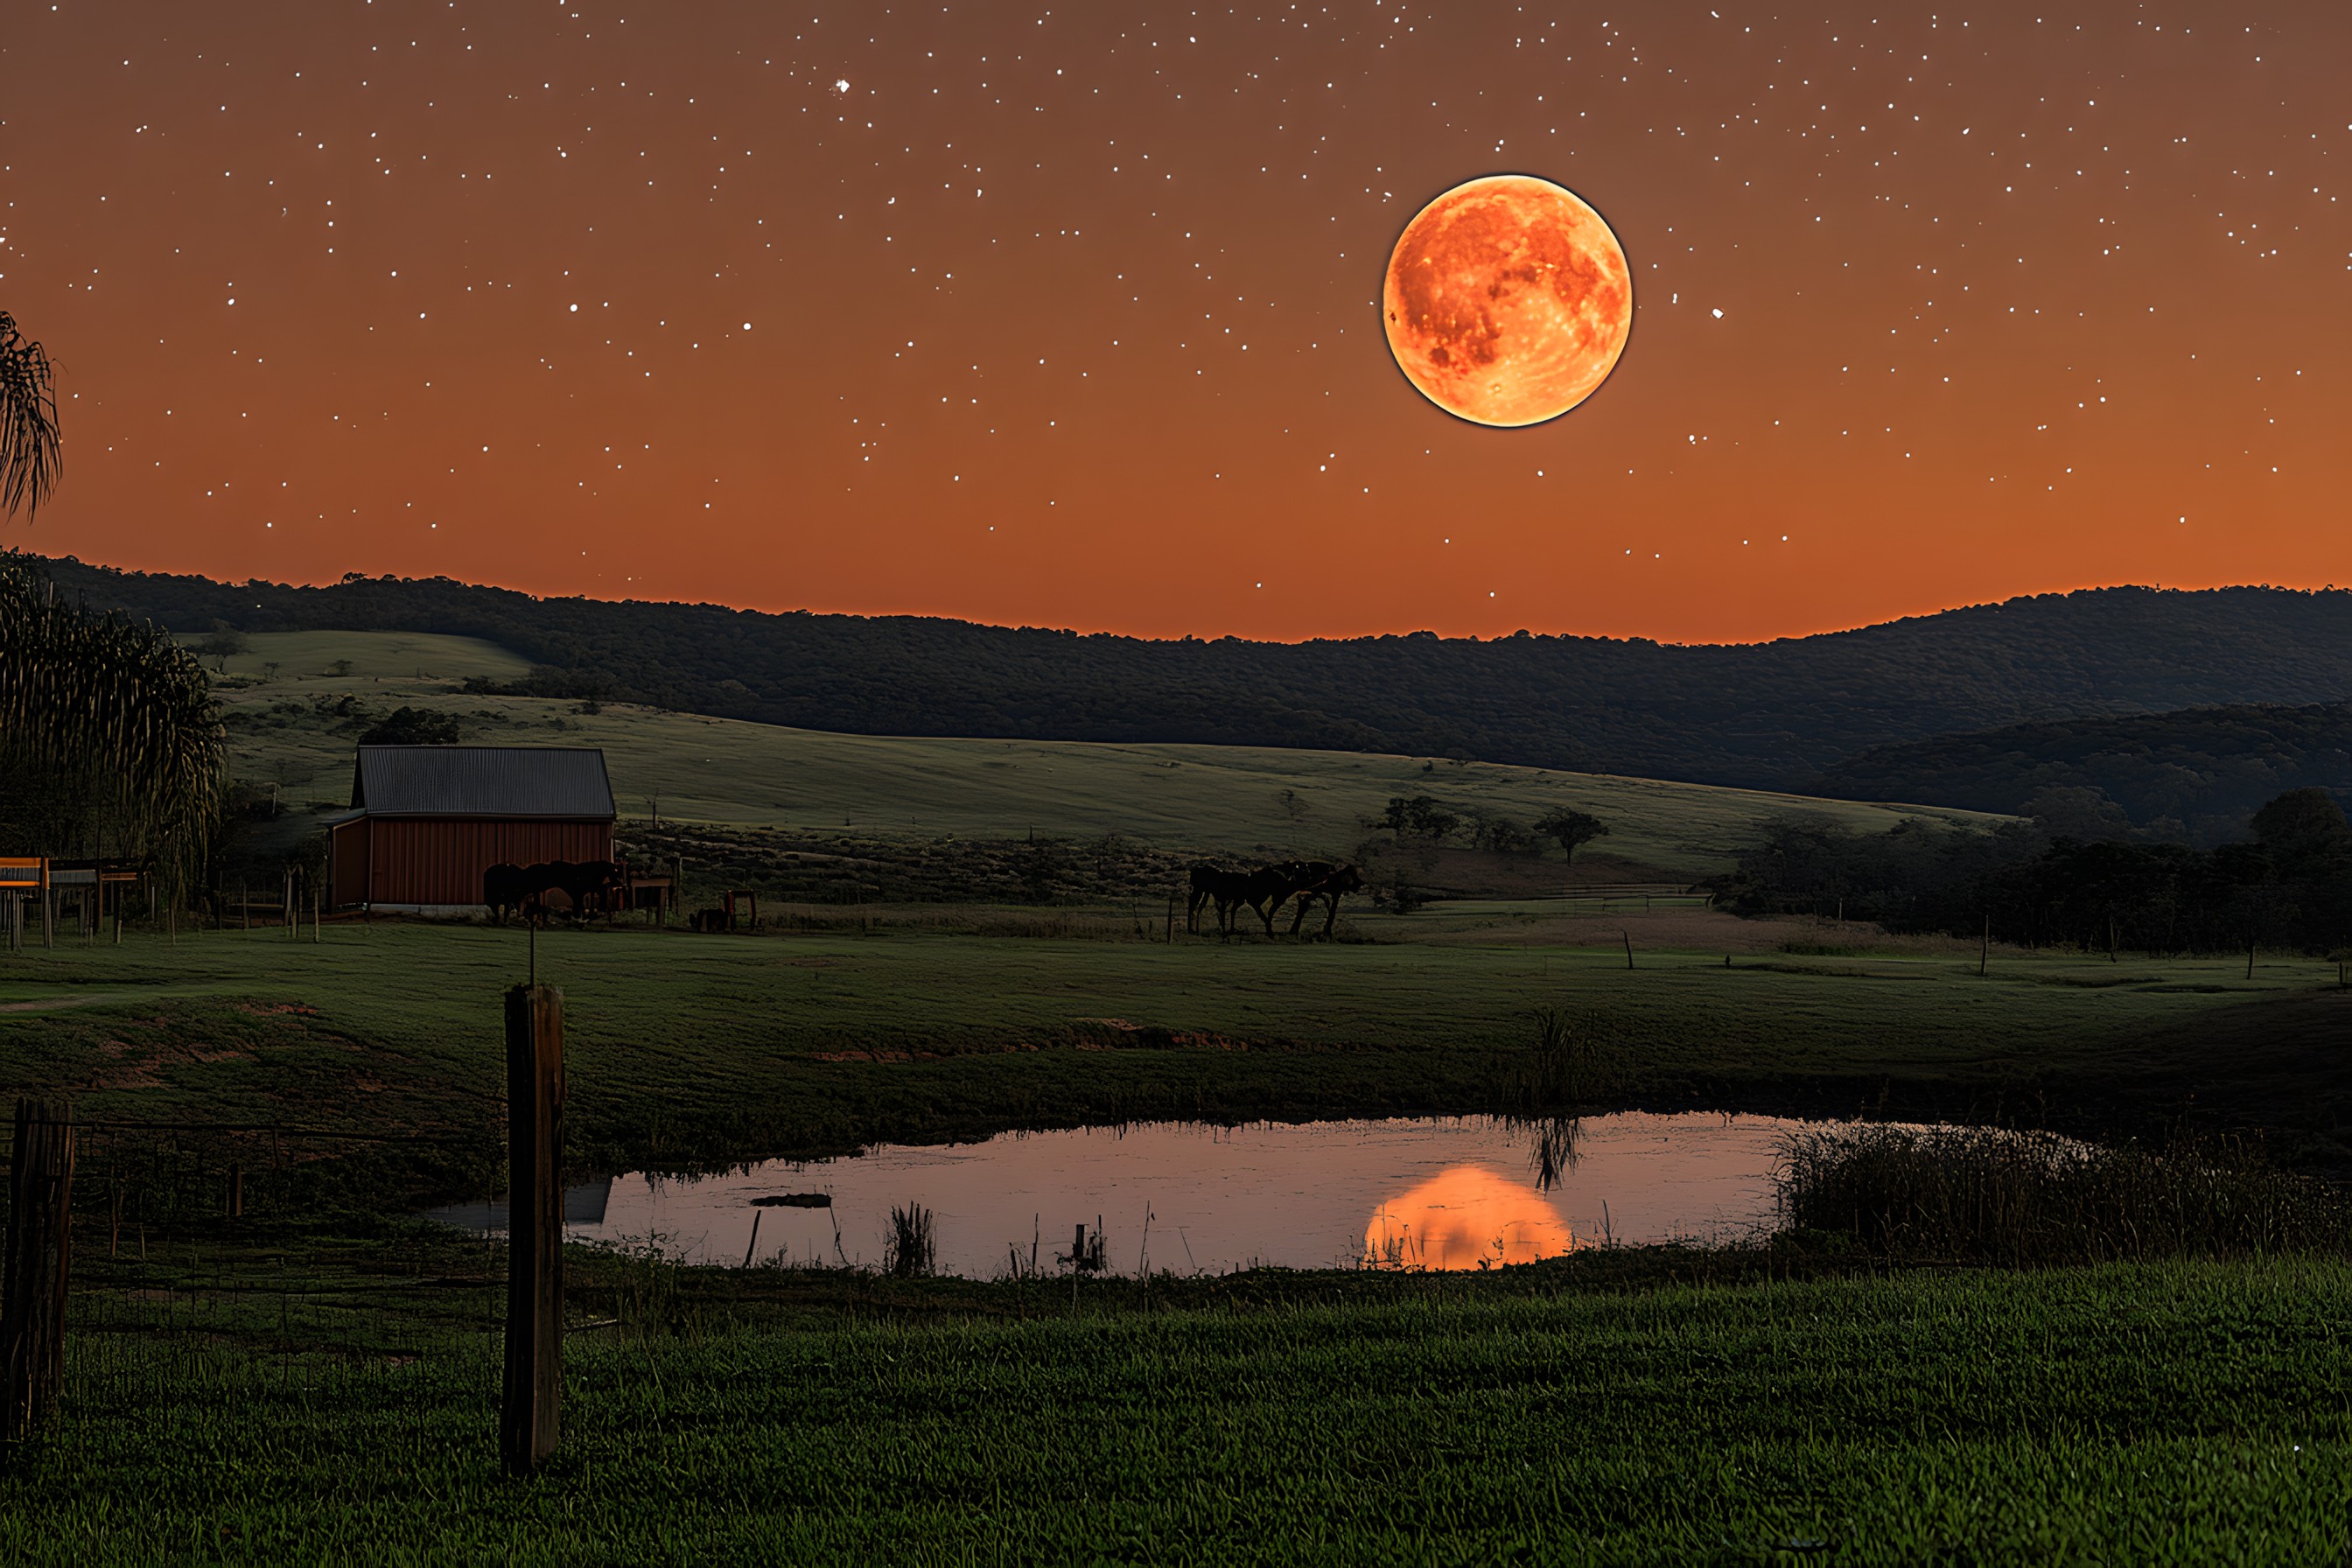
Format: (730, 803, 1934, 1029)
(7, 4, 2347, 644)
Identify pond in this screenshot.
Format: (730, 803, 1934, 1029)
(428, 1112, 1807, 1277)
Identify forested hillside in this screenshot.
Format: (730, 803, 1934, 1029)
(1813, 704, 2352, 842)
(27, 552, 2352, 791)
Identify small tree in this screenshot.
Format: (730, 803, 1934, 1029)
(358, 705, 462, 746)
(1533, 808, 1610, 864)
(1381, 794, 1460, 843)
(1467, 808, 1536, 855)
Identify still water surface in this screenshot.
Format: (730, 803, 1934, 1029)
(429, 1112, 1802, 1277)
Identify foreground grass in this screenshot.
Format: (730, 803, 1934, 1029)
(4, 1256, 2346, 1564)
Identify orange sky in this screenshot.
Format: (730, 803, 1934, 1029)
(4, 1, 2348, 642)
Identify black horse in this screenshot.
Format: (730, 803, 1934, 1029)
(482, 862, 536, 925)
(1188, 862, 1316, 939)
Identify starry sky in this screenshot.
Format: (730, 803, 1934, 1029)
(4, 1, 2347, 643)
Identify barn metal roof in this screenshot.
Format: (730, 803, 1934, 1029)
(350, 746, 617, 819)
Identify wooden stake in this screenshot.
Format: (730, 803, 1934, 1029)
(227, 1162, 243, 1221)
(1980, 915, 1990, 978)
(1621, 930, 1634, 971)
(501, 984, 565, 1475)
(2, 1098, 76, 1452)
(743, 1209, 762, 1270)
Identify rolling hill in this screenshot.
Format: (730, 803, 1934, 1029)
(192, 629, 1996, 881)
(32, 552, 2352, 791)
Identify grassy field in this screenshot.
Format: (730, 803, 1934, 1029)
(0, 629, 2320, 1556)
(0, 1242, 2344, 1564)
(190, 629, 2001, 875)
(4, 919, 2346, 1205)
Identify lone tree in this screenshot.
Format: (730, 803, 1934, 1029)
(1, 312, 62, 522)
(1533, 808, 1611, 864)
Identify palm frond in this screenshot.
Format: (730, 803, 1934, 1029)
(0, 312, 64, 522)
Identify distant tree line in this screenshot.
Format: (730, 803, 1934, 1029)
(1363, 796, 1609, 864)
(1720, 788, 2352, 956)
(1813, 703, 2352, 844)
(30, 553, 2352, 798)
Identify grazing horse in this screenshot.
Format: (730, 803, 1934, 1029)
(1186, 864, 1270, 940)
(1186, 864, 1241, 935)
(482, 863, 531, 925)
(1285, 863, 1365, 939)
(551, 859, 626, 920)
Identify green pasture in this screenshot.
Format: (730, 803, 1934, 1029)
(1, 1251, 2344, 1564)
(192, 629, 2001, 874)
(4, 920, 2344, 1199)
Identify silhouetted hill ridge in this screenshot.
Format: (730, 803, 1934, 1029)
(25, 552, 2352, 791)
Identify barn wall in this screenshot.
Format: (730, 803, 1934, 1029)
(360, 818, 615, 908)
(331, 820, 372, 909)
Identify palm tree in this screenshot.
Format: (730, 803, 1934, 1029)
(0, 312, 62, 521)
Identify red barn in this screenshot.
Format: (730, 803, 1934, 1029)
(328, 746, 617, 914)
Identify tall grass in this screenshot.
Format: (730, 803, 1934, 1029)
(884, 1203, 935, 1278)
(1778, 1124, 2352, 1265)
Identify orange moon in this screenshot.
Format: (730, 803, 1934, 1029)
(1362, 1166, 1578, 1270)
(1382, 174, 1633, 427)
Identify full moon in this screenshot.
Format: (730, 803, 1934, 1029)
(1382, 174, 1633, 427)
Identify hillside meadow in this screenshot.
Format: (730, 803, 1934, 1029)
(188, 629, 1999, 875)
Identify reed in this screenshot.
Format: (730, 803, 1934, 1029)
(1776, 1124, 2352, 1265)
(884, 1203, 936, 1278)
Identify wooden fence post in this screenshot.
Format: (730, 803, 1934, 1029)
(501, 984, 564, 1475)
(2, 1098, 75, 1454)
